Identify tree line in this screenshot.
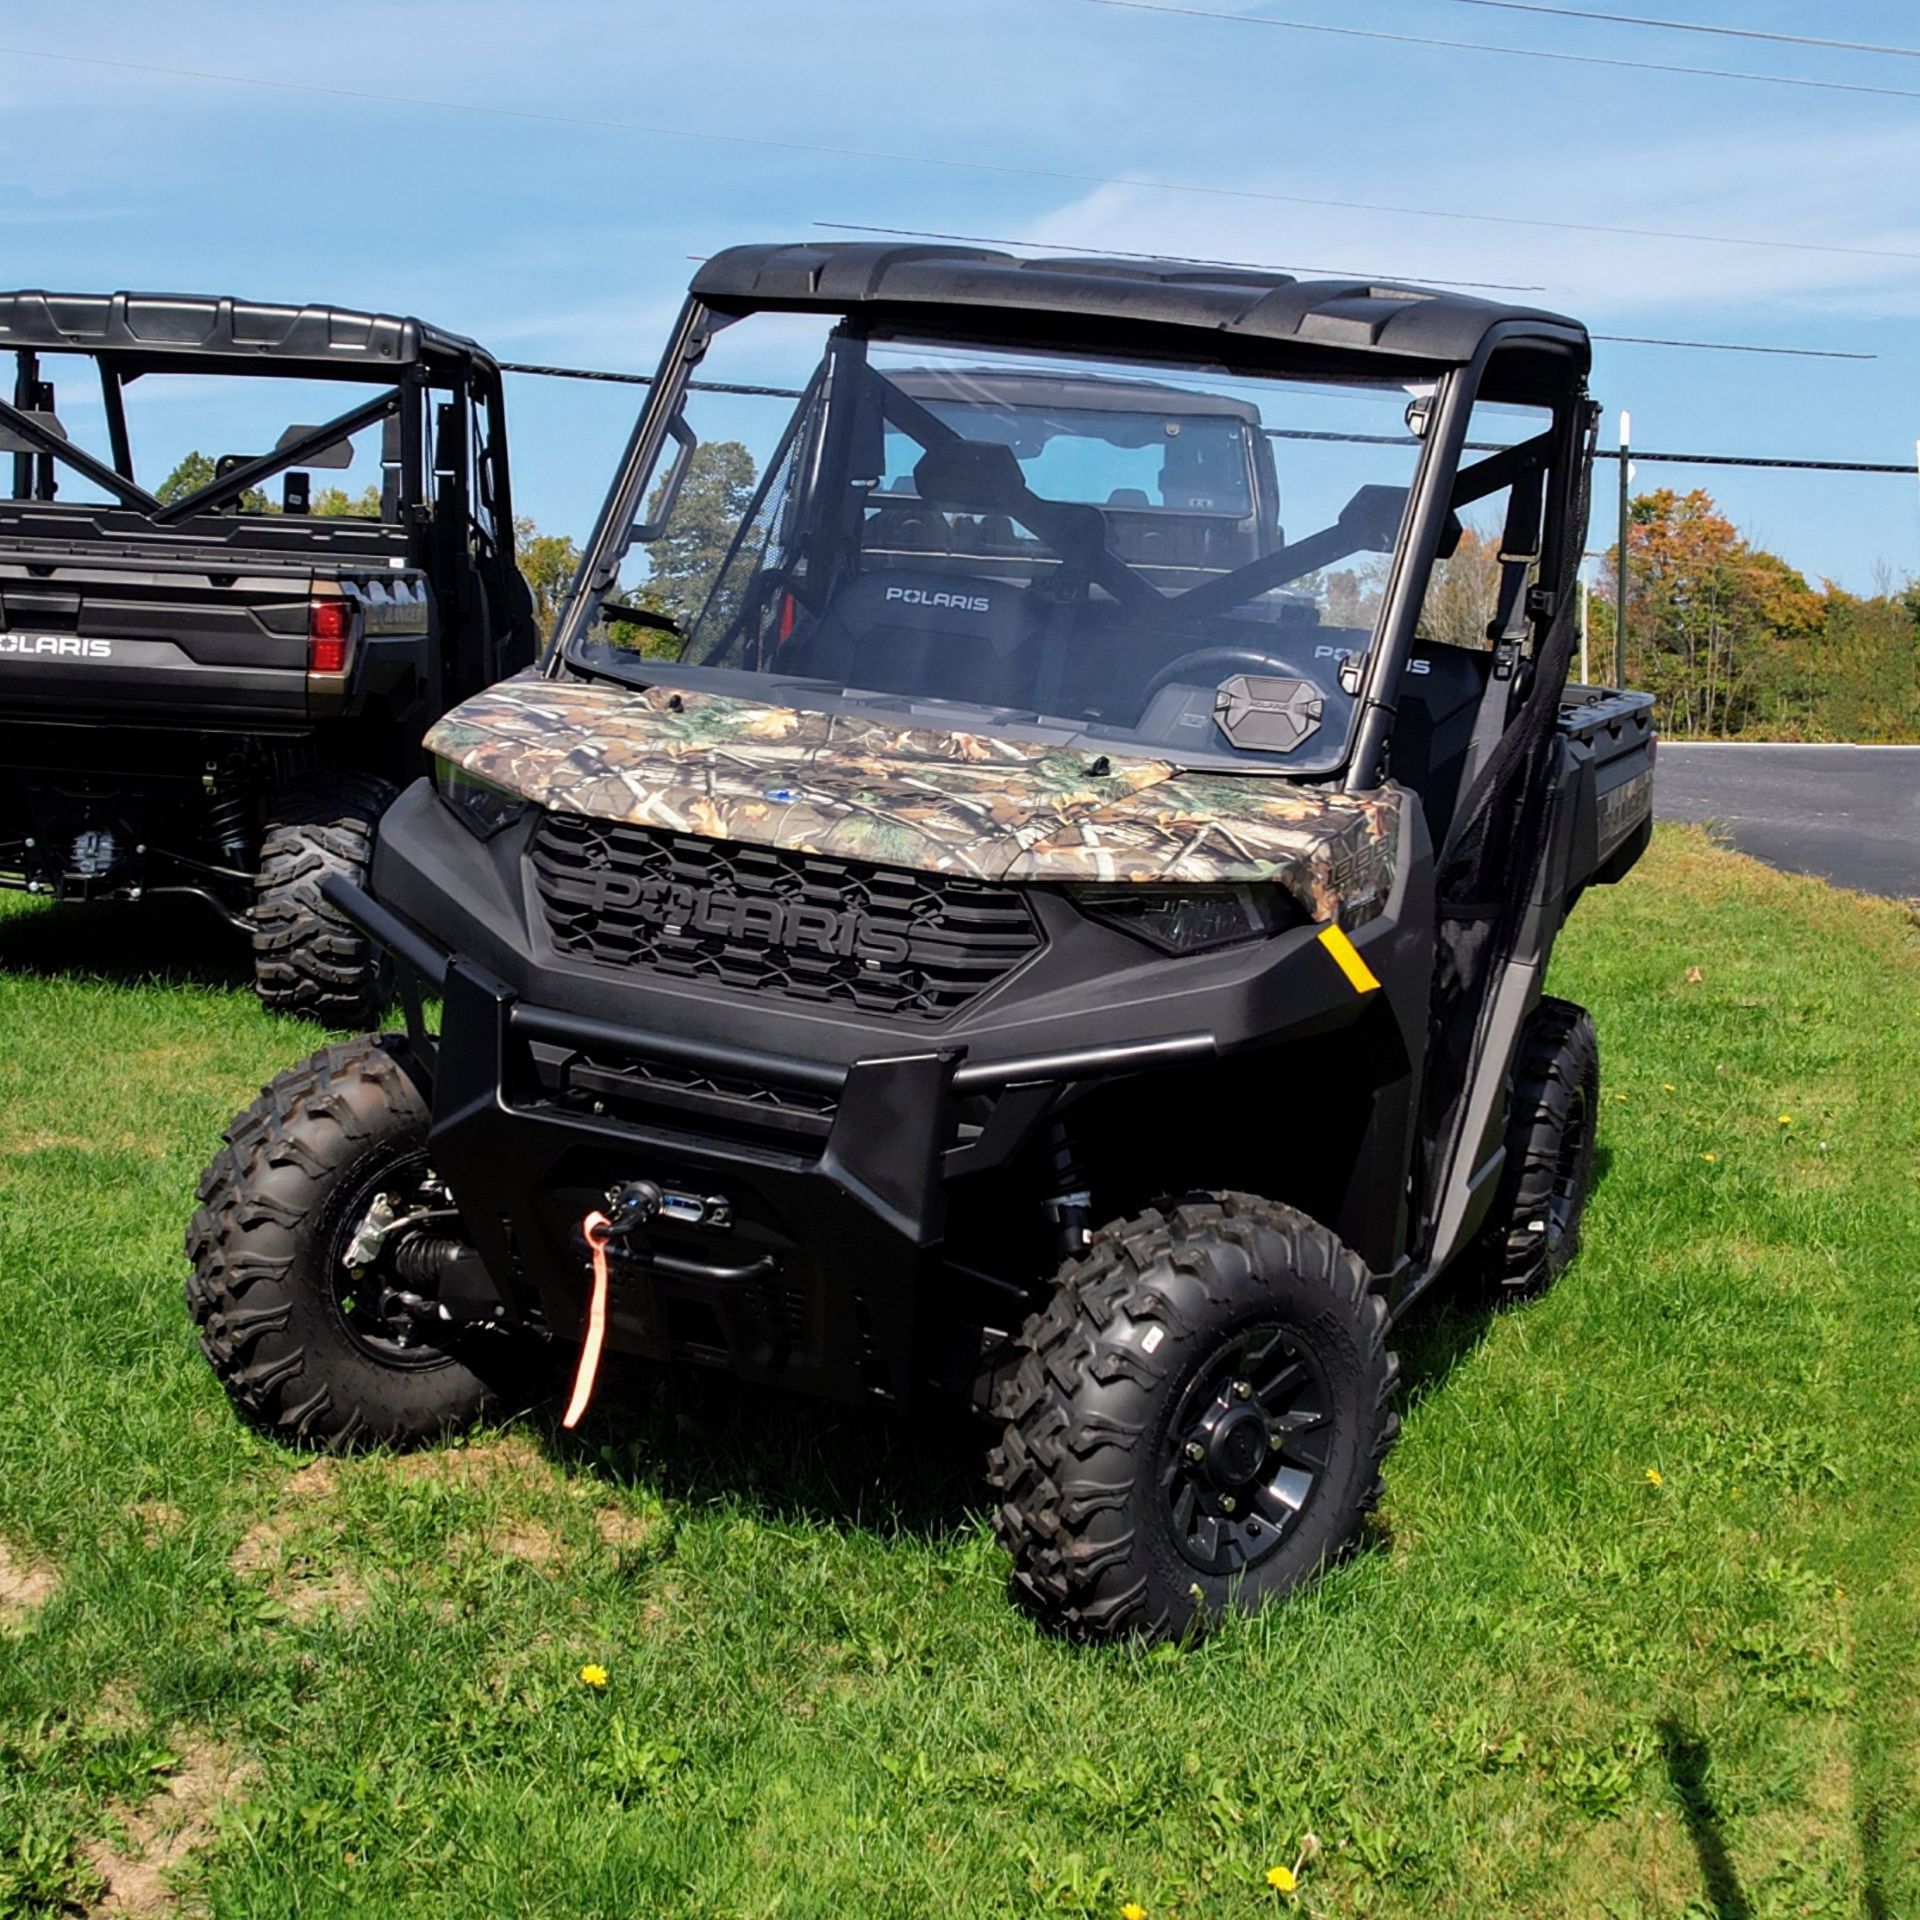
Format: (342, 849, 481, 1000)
(1593, 487, 1920, 743)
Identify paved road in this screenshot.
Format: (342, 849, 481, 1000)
(1658, 743, 1920, 899)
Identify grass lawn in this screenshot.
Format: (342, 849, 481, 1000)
(0, 825, 1914, 1919)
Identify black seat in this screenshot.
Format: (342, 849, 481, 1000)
(1394, 642, 1496, 836)
(787, 568, 1044, 707)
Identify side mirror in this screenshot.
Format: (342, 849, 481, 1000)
(1336, 483, 1410, 554)
(276, 425, 354, 470)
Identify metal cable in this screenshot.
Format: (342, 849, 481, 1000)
(1077, 0, 1920, 102)
(499, 364, 1916, 475)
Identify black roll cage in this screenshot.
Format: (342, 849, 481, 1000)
(547, 295, 1586, 792)
(2, 341, 519, 565)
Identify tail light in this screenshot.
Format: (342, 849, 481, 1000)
(307, 598, 354, 674)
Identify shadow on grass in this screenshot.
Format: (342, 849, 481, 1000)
(539, 1354, 991, 1544)
(1395, 1142, 1618, 1409)
(533, 1146, 1635, 1548)
(0, 894, 252, 996)
(1658, 1717, 1753, 1920)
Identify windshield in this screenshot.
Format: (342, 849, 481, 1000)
(565, 319, 1436, 774)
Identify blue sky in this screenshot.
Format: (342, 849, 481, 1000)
(3, 0, 1917, 590)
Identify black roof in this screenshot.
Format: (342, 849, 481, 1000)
(691, 244, 1589, 381)
(0, 291, 496, 379)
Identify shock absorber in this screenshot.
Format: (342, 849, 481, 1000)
(202, 759, 253, 870)
(1041, 1121, 1094, 1263)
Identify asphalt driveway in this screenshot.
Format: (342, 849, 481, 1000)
(1657, 743, 1920, 899)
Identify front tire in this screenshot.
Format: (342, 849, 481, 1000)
(252, 771, 397, 1030)
(185, 1035, 497, 1450)
(988, 1194, 1399, 1643)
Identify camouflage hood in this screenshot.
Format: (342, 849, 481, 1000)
(426, 676, 1405, 925)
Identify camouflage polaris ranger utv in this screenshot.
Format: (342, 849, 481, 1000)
(187, 244, 1654, 1641)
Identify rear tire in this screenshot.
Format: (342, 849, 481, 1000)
(1470, 995, 1600, 1298)
(185, 1035, 497, 1450)
(252, 771, 396, 1030)
(988, 1194, 1398, 1643)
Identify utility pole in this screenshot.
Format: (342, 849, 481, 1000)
(1615, 410, 1631, 688)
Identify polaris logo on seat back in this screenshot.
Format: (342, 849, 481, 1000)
(0, 634, 112, 659)
(547, 872, 913, 964)
(884, 586, 991, 613)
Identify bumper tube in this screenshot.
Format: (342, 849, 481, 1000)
(320, 873, 450, 990)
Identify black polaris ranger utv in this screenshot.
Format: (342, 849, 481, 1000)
(187, 245, 1654, 1641)
(0, 291, 535, 1025)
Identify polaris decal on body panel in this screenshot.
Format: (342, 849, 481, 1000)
(1312, 644, 1427, 675)
(883, 586, 991, 613)
(0, 634, 112, 659)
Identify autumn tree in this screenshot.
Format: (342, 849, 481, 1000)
(1600, 488, 1823, 737)
(513, 516, 584, 637)
(312, 483, 382, 518)
(1417, 525, 1505, 650)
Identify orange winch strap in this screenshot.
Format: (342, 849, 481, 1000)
(560, 1210, 613, 1430)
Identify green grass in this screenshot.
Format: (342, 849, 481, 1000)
(0, 828, 1914, 1919)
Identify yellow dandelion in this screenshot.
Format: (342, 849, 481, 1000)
(1266, 1865, 1298, 1893)
(1778, 1114, 1793, 1126)
(1613, 1092, 1628, 1103)
(579, 1663, 609, 1688)
(1121, 1904, 1148, 1920)
(1645, 1468, 1664, 1486)
(1662, 1083, 1677, 1092)
(1701, 1152, 1718, 1163)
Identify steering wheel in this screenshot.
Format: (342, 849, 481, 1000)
(1138, 645, 1302, 706)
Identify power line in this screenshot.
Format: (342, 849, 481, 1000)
(1077, 0, 1920, 103)
(498, 359, 1914, 474)
(1431, 0, 1920, 61)
(9, 40, 1920, 268)
(1592, 334, 1872, 361)
(1594, 448, 1911, 475)
(501, 362, 800, 399)
(813, 219, 1548, 291)
(814, 224, 1877, 360)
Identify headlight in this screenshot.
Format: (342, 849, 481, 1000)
(1066, 883, 1300, 955)
(433, 756, 531, 839)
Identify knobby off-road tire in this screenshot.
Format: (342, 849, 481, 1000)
(1471, 996, 1600, 1298)
(252, 771, 397, 1030)
(185, 1035, 496, 1450)
(988, 1194, 1399, 1643)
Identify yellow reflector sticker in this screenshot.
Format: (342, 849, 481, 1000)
(1318, 924, 1382, 995)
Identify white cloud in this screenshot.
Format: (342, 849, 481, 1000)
(1006, 120, 1920, 323)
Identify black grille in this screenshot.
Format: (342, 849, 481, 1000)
(528, 1040, 839, 1145)
(531, 814, 1043, 1020)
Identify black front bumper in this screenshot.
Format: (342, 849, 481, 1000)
(328, 875, 1213, 1406)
